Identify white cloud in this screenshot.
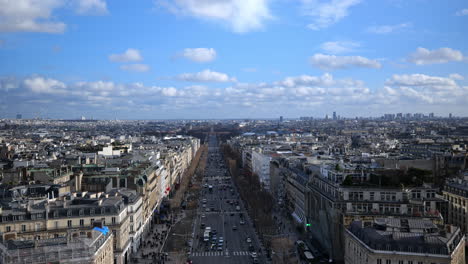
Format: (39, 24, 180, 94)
(0, 76, 19, 91)
(320, 41, 360, 54)
(242, 68, 258, 73)
(449, 73, 464, 80)
(74, 0, 108, 15)
(181, 48, 217, 63)
(23, 76, 67, 94)
(456, 9, 468, 16)
(309, 53, 381, 70)
(385, 74, 458, 90)
(120, 64, 150, 72)
(301, 0, 361, 30)
(367, 23, 411, 34)
(109, 49, 143, 62)
(0, 0, 66, 33)
(158, 0, 272, 33)
(175, 69, 236, 82)
(407, 47, 464, 65)
(161, 87, 178, 97)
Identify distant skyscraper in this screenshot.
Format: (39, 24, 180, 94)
(16, 114, 22, 119)
(449, 113, 453, 119)
(429, 113, 434, 118)
(325, 114, 329, 120)
(279, 116, 283, 122)
(333, 111, 337, 120)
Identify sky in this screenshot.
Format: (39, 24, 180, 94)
(0, 0, 467, 119)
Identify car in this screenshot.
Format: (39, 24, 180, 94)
(232, 225, 237, 230)
(201, 214, 206, 218)
(212, 229, 217, 234)
(240, 220, 245, 225)
(202, 204, 206, 208)
(251, 252, 257, 258)
(219, 236, 224, 242)
(217, 246, 223, 251)
(246, 237, 252, 243)
(253, 258, 259, 263)
(202, 199, 207, 203)
(205, 208, 210, 212)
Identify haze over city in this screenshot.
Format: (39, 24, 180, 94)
(1, 0, 467, 119)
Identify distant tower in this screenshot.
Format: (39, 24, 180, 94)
(279, 116, 283, 122)
(333, 111, 337, 120)
(16, 114, 22, 119)
(325, 114, 329, 120)
(449, 113, 453, 119)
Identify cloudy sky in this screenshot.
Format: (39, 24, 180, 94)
(0, 0, 467, 119)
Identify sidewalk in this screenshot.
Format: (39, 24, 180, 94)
(132, 211, 185, 263)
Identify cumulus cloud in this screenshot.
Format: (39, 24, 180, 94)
(456, 9, 468, 16)
(73, 0, 108, 15)
(309, 53, 381, 70)
(109, 49, 143, 62)
(367, 23, 411, 34)
(175, 69, 236, 82)
(449, 73, 464, 80)
(407, 47, 464, 65)
(385, 74, 458, 90)
(120, 64, 150, 72)
(382, 73, 467, 105)
(23, 76, 67, 94)
(158, 0, 272, 33)
(301, 0, 361, 30)
(320, 41, 360, 54)
(0, 0, 66, 33)
(0, 76, 19, 91)
(180, 48, 217, 63)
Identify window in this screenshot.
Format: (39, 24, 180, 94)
(377, 259, 382, 264)
(79, 209, 84, 216)
(5, 226, 11, 232)
(90, 209, 95, 215)
(68, 220, 72, 227)
(21, 225, 26, 232)
(91, 218, 95, 225)
(130, 225, 134, 232)
(79, 219, 84, 226)
(385, 260, 391, 264)
(408, 261, 413, 264)
(112, 217, 116, 224)
(398, 261, 403, 264)
(55, 221, 59, 228)
(67, 210, 72, 217)
(130, 215, 133, 222)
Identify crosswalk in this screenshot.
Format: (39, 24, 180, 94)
(190, 251, 251, 257)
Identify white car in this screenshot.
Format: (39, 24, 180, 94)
(201, 214, 206, 218)
(246, 237, 252, 243)
(251, 252, 257, 258)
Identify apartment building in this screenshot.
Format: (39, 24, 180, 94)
(0, 227, 114, 264)
(345, 218, 465, 264)
(0, 192, 131, 264)
(443, 178, 468, 233)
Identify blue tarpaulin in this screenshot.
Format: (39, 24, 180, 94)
(93, 226, 109, 235)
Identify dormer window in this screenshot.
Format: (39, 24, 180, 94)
(67, 210, 72, 217)
(79, 209, 84, 216)
(90, 209, 95, 215)
(54, 211, 59, 218)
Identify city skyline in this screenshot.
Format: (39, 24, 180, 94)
(1, 0, 468, 119)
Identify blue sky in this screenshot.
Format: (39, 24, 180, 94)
(0, 0, 467, 119)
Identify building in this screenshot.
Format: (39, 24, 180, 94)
(251, 149, 272, 190)
(333, 112, 337, 120)
(0, 193, 131, 264)
(345, 218, 465, 264)
(443, 178, 468, 233)
(0, 227, 114, 264)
